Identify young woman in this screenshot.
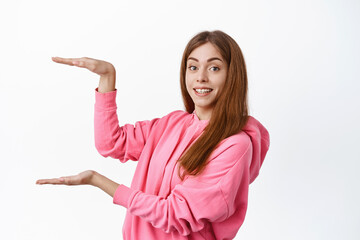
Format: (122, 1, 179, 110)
(37, 30, 270, 240)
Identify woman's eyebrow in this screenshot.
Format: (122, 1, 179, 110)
(207, 57, 223, 62)
(187, 57, 223, 62)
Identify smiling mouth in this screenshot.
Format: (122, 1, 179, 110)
(194, 88, 213, 94)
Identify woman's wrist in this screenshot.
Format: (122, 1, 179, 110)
(89, 171, 120, 198)
(98, 67, 116, 93)
(89, 171, 101, 187)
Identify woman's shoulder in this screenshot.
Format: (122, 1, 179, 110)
(216, 131, 251, 155)
(187, 132, 252, 185)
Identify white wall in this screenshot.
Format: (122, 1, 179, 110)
(1, 0, 359, 239)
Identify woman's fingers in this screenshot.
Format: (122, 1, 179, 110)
(36, 175, 79, 185)
(52, 56, 88, 67)
(36, 177, 66, 185)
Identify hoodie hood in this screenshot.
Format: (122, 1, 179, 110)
(242, 116, 270, 184)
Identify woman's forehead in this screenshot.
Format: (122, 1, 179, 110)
(188, 43, 224, 62)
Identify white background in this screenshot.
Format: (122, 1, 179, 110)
(1, 0, 359, 239)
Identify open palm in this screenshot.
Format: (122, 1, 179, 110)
(51, 56, 115, 76)
(36, 170, 94, 186)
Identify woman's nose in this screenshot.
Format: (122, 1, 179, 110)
(197, 69, 208, 82)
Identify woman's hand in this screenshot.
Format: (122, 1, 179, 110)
(36, 170, 120, 198)
(52, 56, 116, 93)
(52, 57, 115, 77)
(36, 170, 95, 186)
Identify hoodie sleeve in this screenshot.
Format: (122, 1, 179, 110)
(113, 135, 253, 236)
(94, 88, 160, 162)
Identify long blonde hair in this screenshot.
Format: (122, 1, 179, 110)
(178, 30, 249, 179)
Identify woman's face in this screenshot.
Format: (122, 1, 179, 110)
(185, 42, 228, 120)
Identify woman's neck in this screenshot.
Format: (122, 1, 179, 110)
(194, 108, 212, 121)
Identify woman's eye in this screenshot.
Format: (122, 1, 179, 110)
(210, 66, 220, 71)
(188, 66, 197, 71)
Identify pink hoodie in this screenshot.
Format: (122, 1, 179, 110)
(94, 88, 270, 240)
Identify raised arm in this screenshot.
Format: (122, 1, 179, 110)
(52, 56, 161, 162)
(94, 90, 161, 161)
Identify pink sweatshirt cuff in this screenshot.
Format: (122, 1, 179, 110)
(113, 184, 136, 208)
(94, 88, 117, 110)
